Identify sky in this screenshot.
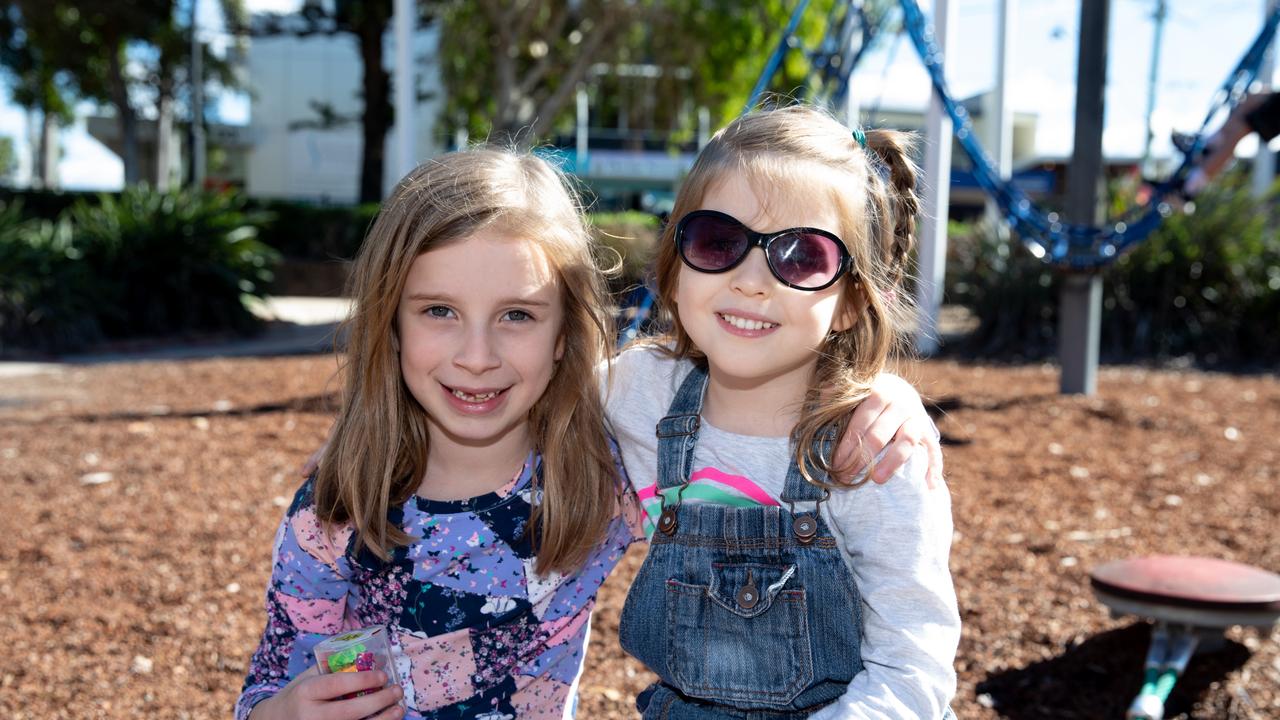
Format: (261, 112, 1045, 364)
(1, 0, 1275, 190)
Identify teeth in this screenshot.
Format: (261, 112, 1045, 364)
(452, 389, 498, 402)
(719, 313, 777, 331)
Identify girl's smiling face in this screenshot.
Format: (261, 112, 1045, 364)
(396, 228, 565, 455)
(674, 172, 853, 390)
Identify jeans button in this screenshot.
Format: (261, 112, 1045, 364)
(793, 515, 817, 543)
(658, 508, 678, 535)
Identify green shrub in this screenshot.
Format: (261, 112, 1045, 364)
(0, 187, 279, 353)
(0, 188, 99, 221)
(944, 171, 1280, 366)
(1101, 174, 1280, 363)
(0, 203, 102, 351)
(945, 218, 1058, 358)
(255, 200, 382, 260)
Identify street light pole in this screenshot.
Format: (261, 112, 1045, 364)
(1059, 0, 1110, 396)
(915, 0, 956, 356)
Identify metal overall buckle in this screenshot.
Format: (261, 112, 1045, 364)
(787, 487, 831, 544)
(655, 412, 700, 535)
(657, 482, 690, 535)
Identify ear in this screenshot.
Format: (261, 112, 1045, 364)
(832, 285, 866, 333)
(555, 332, 566, 362)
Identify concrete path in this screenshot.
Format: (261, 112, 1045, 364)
(0, 296, 351, 378)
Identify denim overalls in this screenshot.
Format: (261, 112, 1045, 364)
(618, 365, 863, 719)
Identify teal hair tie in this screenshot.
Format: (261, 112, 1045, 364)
(852, 127, 867, 148)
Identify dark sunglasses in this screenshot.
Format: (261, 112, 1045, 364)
(675, 210, 853, 291)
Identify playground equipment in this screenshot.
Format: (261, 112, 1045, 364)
(1091, 555, 1280, 720)
(748, 0, 1280, 270)
(620, 0, 1280, 342)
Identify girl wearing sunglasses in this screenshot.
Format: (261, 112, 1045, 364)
(606, 105, 959, 718)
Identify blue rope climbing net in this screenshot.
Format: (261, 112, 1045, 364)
(746, 0, 1280, 269)
(895, 0, 1280, 269)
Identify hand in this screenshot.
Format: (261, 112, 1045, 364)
(249, 666, 405, 720)
(833, 374, 943, 489)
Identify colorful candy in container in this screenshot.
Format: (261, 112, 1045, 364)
(314, 626, 400, 700)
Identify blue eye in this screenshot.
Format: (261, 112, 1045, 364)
(425, 305, 454, 318)
(504, 309, 533, 322)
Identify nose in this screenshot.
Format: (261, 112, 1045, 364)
(453, 325, 502, 375)
(728, 247, 775, 297)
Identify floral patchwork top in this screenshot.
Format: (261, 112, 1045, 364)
(236, 451, 638, 720)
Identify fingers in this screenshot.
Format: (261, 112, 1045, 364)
(845, 388, 888, 442)
(870, 437, 914, 484)
(871, 415, 930, 484)
(337, 682, 404, 720)
(835, 388, 903, 483)
(870, 416, 946, 488)
(304, 670, 393, 703)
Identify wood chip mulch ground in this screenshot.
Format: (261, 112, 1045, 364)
(2, 355, 1277, 719)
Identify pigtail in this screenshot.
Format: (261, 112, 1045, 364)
(863, 129, 919, 288)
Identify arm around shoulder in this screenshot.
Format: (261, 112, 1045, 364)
(815, 449, 959, 719)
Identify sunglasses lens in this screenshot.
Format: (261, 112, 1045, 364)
(680, 215, 749, 272)
(769, 232, 844, 289)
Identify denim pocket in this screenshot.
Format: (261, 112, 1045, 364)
(665, 563, 813, 707)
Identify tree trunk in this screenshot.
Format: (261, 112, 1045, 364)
(156, 89, 173, 191)
(358, 22, 391, 203)
(34, 110, 57, 189)
(107, 48, 141, 185)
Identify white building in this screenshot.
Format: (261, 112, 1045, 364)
(245, 23, 442, 203)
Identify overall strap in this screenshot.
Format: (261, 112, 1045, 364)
(779, 427, 838, 504)
(654, 364, 709, 490)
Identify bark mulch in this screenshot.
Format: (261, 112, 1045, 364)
(2, 356, 1276, 719)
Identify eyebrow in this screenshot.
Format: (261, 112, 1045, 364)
(405, 292, 553, 307)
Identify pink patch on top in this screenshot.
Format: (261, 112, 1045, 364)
(397, 628, 478, 712)
(277, 593, 346, 634)
(539, 608, 591, 648)
(291, 506, 353, 572)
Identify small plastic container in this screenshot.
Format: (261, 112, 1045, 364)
(313, 626, 400, 699)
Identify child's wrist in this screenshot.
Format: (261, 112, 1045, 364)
(244, 695, 277, 720)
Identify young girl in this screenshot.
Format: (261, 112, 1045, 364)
(609, 106, 960, 718)
(236, 149, 636, 720)
(237, 147, 942, 720)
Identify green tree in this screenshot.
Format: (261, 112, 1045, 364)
(150, 0, 248, 189)
(6, 0, 247, 187)
(18, 0, 175, 185)
(0, 136, 16, 183)
(440, 0, 889, 145)
(0, 2, 77, 186)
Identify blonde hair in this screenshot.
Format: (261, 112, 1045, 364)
(653, 105, 920, 486)
(316, 148, 620, 574)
